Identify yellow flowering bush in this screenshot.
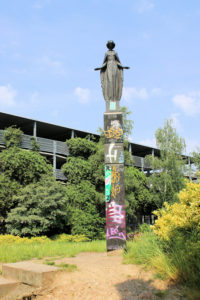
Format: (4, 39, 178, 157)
(0, 234, 89, 244)
(0, 234, 50, 244)
(54, 234, 89, 242)
(153, 181, 200, 240)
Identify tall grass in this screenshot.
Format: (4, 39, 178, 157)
(124, 231, 200, 295)
(124, 232, 177, 280)
(0, 240, 106, 263)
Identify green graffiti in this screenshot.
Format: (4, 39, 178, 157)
(105, 165, 111, 202)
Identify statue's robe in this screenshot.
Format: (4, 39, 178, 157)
(100, 50, 123, 102)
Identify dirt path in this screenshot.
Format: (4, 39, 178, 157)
(34, 251, 184, 300)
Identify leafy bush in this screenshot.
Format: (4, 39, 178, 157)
(153, 181, 200, 241)
(0, 147, 52, 185)
(6, 176, 68, 237)
(0, 234, 50, 244)
(65, 180, 105, 239)
(0, 174, 21, 219)
(2, 126, 23, 148)
(152, 181, 200, 288)
(125, 182, 200, 292)
(52, 234, 89, 242)
(125, 166, 153, 231)
(67, 138, 97, 158)
(62, 156, 92, 184)
(139, 223, 152, 233)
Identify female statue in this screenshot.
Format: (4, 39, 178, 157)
(95, 41, 129, 102)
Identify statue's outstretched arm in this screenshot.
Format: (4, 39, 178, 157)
(94, 54, 107, 71)
(115, 52, 130, 69)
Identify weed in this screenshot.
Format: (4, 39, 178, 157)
(44, 260, 55, 266)
(56, 263, 77, 272)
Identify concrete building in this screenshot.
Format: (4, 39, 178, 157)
(0, 112, 194, 181)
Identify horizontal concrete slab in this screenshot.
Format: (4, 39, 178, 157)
(2, 261, 59, 287)
(0, 276, 19, 298)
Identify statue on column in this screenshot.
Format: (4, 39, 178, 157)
(95, 40, 130, 102)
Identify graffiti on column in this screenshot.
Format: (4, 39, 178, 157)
(105, 143, 124, 164)
(104, 119, 123, 143)
(105, 166, 112, 202)
(105, 164, 126, 241)
(106, 201, 126, 240)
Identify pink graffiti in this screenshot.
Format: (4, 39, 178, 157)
(106, 201, 125, 226)
(105, 177, 111, 185)
(106, 226, 126, 240)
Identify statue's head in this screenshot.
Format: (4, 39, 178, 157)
(106, 40, 115, 50)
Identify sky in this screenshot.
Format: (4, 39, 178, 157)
(0, 0, 200, 154)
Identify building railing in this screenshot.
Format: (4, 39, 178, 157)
(0, 130, 69, 156)
(1, 129, 195, 180)
(55, 169, 67, 181)
(132, 155, 151, 170)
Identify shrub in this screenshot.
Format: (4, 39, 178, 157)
(0, 148, 52, 185)
(65, 181, 105, 239)
(152, 181, 200, 288)
(0, 234, 50, 244)
(67, 138, 97, 158)
(6, 176, 68, 237)
(2, 126, 23, 148)
(62, 157, 92, 184)
(153, 181, 200, 241)
(0, 174, 21, 220)
(52, 234, 89, 242)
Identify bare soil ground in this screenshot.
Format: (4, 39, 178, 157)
(31, 251, 185, 300)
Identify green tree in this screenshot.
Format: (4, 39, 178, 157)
(120, 106, 134, 139)
(0, 147, 52, 185)
(0, 174, 21, 233)
(2, 126, 23, 148)
(67, 137, 97, 157)
(6, 176, 67, 237)
(146, 119, 186, 206)
(125, 166, 153, 231)
(192, 149, 200, 178)
(65, 180, 104, 239)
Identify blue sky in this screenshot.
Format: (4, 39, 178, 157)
(0, 0, 200, 154)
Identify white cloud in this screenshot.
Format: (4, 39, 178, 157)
(74, 87, 91, 104)
(137, 0, 154, 13)
(123, 87, 148, 102)
(172, 92, 200, 116)
(0, 85, 16, 108)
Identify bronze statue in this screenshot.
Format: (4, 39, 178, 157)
(95, 41, 129, 102)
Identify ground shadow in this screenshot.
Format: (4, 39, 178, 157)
(115, 278, 185, 300)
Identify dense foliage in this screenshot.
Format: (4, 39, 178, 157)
(0, 126, 53, 233)
(6, 176, 67, 237)
(125, 181, 200, 295)
(2, 126, 23, 148)
(125, 166, 153, 231)
(146, 119, 186, 206)
(0, 174, 21, 233)
(67, 137, 97, 157)
(62, 138, 105, 239)
(152, 181, 200, 288)
(0, 147, 52, 185)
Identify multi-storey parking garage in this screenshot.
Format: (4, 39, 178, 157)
(0, 112, 195, 181)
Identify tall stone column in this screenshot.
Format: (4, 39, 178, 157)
(104, 101, 126, 251)
(94, 40, 129, 251)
